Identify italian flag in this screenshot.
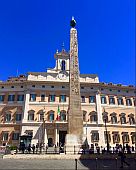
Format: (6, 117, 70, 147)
(56, 105, 60, 120)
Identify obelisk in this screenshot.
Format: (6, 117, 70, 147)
(65, 17, 83, 153)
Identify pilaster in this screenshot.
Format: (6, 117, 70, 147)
(96, 90, 103, 124)
(22, 90, 30, 123)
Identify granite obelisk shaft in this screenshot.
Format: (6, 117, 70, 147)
(68, 26, 83, 138)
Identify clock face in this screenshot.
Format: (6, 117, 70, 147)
(58, 72, 67, 80)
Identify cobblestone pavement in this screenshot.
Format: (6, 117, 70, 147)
(0, 158, 136, 170)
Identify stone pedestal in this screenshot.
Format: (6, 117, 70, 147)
(65, 134, 82, 154)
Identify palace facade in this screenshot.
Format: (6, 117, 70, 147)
(0, 47, 135, 149)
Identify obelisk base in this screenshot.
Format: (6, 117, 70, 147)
(65, 134, 82, 154)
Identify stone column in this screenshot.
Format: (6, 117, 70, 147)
(44, 128, 48, 145)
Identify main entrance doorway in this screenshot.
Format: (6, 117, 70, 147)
(48, 138, 53, 147)
(59, 131, 67, 146)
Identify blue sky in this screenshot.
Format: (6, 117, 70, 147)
(0, 0, 135, 85)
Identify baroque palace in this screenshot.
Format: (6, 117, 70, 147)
(0, 27, 136, 150)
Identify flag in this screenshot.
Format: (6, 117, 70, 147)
(56, 105, 60, 120)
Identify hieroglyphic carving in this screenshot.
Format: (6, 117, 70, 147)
(68, 26, 83, 136)
(70, 29, 80, 95)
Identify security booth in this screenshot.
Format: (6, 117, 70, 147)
(19, 135, 32, 149)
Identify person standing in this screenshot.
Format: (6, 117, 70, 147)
(27, 144, 31, 154)
(32, 144, 35, 154)
(118, 150, 130, 168)
(36, 143, 38, 154)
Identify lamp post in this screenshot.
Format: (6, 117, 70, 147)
(85, 120, 87, 138)
(42, 108, 46, 147)
(85, 119, 89, 150)
(103, 110, 110, 153)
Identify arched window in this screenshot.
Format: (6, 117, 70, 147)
(111, 113, 117, 124)
(120, 113, 126, 124)
(61, 60, 65, 71)
(49, 111, 54, 121)
(129, 114, 135, 125)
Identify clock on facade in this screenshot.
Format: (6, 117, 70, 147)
(58, 71, 67, 80)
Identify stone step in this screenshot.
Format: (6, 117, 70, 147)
(46, 147, 59, 154)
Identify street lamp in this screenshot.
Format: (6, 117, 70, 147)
(85, 120, 87, 138)
(42, 108, 46, 146)
(85, 119, 89, 137)
(103, 109, 110, 153)
(85, 119, 89, 150)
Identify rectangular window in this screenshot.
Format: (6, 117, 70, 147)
(30, 94, 36, 101)
(0, 95, 5, 102)
(109, 96, 115, 104)
(17, 95, 24, 101)
(122, 134, 129, 143)
(126, 99, 132, 106)
(39, 113, 44, 121)
(91, 132, 99, 142)
(101, 96, 107, 104)
(131, 133, 136, 144)
(49, 95, 55, 102)
(5, 113, 11, 122)
(41, 94, 45, 102)
(12, 132, 19, 140)
(3, 132, 8, 141)
(16, 114, 22, 121)
(81, 96, 85, 103)
(117, 97, 124, 105)
(113, 133, 120, 143)
(60, 95, 66, 102)
(8, 95, 15, 102)
(89, 96, 96, 103)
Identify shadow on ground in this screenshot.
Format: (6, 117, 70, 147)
(78, 140, 136, 170)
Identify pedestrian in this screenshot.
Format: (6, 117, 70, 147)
(96, 146, 100, 154)
(39, 143, 42, 154)
(126, 144, 131, 154)
(36, 143, 38, 154)
(32, 144, 35, 154)
(118, 150, 130, 168)
(27, 144, 31, 154)
(112, 147, 115, 154)
(22, 143, 25, 154)
(132, 146, 134, 152)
